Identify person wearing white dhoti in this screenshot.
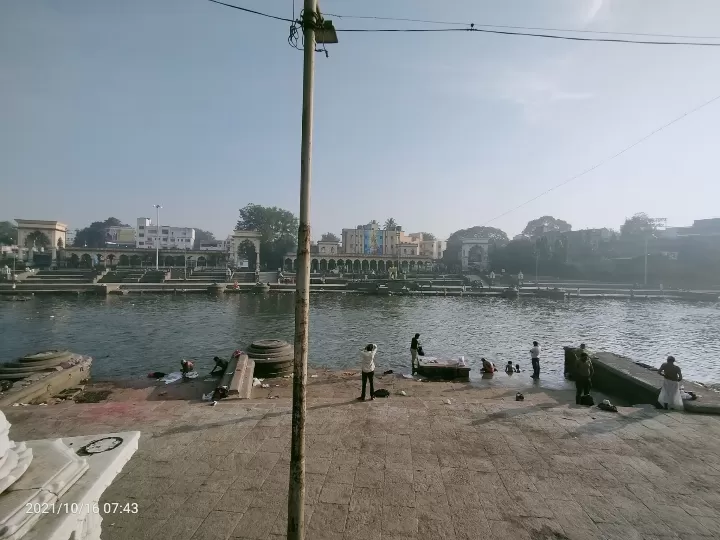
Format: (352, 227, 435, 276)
(658, 355, 684, 410)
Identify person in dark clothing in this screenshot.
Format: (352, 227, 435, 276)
(358, 344, 377, 401)
(410, 333, 420, 372)
(575, 352, 594, 404)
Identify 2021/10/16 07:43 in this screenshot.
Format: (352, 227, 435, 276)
(24, 502, 139, 514)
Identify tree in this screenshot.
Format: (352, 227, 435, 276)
(384, 218, 397, 231)
(442, 226, 509, 269)
(0, 221, 17, 245)
(73, 217, 130, 248)
(193, 228, 216, 250)
(522, 216, 571, 237)
(236, 204, 299, 270)
(621, 213, 659, 237)
(238, 240, 257, 270)
(420, 232, 436, 241)
(24, 230, 51, 248)
(320, 232, 340, 243)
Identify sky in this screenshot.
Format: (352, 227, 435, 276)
(2, 0, 720, 240)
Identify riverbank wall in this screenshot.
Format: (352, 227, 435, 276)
(2, 281, 716, 302)
(591, 352, 720, 414)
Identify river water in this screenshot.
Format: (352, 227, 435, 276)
(1, 294, 719, 385)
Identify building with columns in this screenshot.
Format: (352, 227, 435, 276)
(15, 219, 68, 250)
(460, 237, 491, 271)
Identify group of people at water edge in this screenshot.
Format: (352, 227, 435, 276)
(355, 334, 686, 410)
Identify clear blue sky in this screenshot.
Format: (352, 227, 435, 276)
(2, 0, 720, 240)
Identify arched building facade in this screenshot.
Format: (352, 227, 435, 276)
(282, 254, 434, 273)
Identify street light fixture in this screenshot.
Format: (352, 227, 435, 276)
(154, 204, 162, 270)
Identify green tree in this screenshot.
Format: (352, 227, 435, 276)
(193, 228, 216, 250)
(0, 221, 17, 245)
(320, 232, 340, 243)
(621, 213, 659, 237)
(489, 238, 535, 273)
(384, 218, 398, 231)
(73, 217, 130, 248)
(522, 216, 571, 237)
(24, 230, 51, 248)
(420, 232, 436, 241)
(236, 204, 298, 270)
(237, 240, 257, 270)
(442, 226, 509, 270)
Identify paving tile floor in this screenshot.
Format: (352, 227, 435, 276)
(6, 386, 720, 540)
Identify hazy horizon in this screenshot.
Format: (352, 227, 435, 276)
(2, 0, 720, 240)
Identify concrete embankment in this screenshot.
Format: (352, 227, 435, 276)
(592, 352, 720, 414)
(1, 280, 718, 301)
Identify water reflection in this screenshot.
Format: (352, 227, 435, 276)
(1, 294, 719, 384)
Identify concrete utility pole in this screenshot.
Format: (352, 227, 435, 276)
(288, 2, 316, 539)
(154, 204, 162, 270)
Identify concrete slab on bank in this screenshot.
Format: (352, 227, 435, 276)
(592, 352, 720, 414)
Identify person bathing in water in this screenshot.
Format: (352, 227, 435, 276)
(481, 358, 497, 373)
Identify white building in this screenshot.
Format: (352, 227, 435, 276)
(135, 218, 195, 250)
(199, 237, 232, 252)
(66, 229, 78, 247)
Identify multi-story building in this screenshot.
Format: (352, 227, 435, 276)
(66, 229, 78, 247)
(135, 218, 195, 250)
(408, 233, 446, 259)
(339, 222, 446, 259)
(341, 221, 401, 256)
(661, 218, 720, 239)
(105, 226, 136, 248)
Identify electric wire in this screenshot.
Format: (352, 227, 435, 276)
(207, 1, 720, 47)
(481, 93, 720, 226)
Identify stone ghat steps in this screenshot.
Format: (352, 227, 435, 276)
(0, 350, 73, 380)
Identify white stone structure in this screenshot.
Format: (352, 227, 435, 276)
(135, 218, 195, 250)
(460, 237, 491, 271)
(230, 230, 262, 269)
(14, 220, 68, 266)
(0, 411, 139, 540)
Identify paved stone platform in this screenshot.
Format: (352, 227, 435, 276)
(5, 387, 720, 540)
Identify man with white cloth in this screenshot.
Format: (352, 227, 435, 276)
(357, 344, 377, 401)
(658, 355, 684, 410)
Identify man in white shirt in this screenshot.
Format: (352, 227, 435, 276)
(530, 341, 541, 379)
(358, 344, 377, 401)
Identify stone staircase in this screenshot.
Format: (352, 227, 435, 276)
(232, 271, 277, 283)
(187, 269, 228, 282)
(139, 270, 167, 283)
(24, 270, 98, 285)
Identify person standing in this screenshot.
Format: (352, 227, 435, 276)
(411, 333, 420, 372)
(658, 356, 683, 410)
(575, 352, 593, 404)
(358, 344, 377, 401)
(530, 341, 541, 379)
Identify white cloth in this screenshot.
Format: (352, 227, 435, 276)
(360, 346, 377, 373)
(658, 379, 684, 409)
(530, 346, 541, 359)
